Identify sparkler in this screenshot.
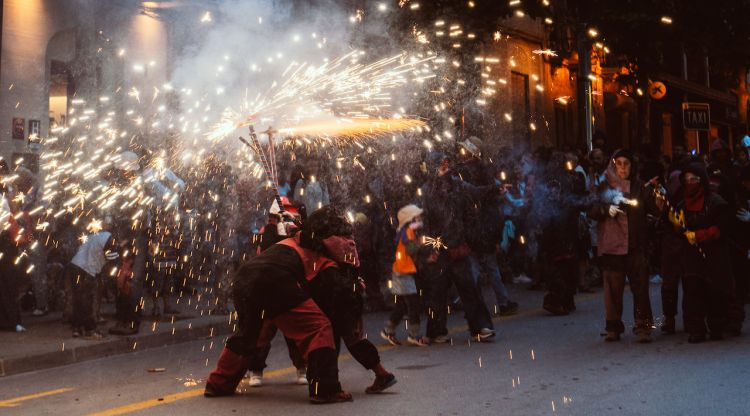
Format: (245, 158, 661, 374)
(422, 235, 447, 250)
(650, 182, 705, 258)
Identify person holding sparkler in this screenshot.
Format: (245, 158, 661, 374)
(422, 152, 498, 343)
(380, 204, 429, 347)
(588, 149, 659, 343)
(670, 163, 735, 343)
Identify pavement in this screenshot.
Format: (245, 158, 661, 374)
(1, 282, 749, 415)
(0, 293, 234, 377)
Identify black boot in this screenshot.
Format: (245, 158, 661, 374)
(307, 348, 351, 404)
(661, 316, 676, 334)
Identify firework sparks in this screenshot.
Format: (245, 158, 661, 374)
(422, 235, 447, 250)
(205, 51, 434, 144)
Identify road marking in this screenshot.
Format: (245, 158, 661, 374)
(0, 387, 75, 408)
(87, 345, 394, 416)
(89, 292, 600, 415)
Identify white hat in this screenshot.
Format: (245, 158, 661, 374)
(397, 204, 423, 231)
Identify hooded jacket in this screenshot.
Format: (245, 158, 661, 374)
(588, 151, 655, 256)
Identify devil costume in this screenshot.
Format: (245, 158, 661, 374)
(205, 207, 358, 403)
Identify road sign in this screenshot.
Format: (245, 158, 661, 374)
(648, 81, 666, 100)
(682, 102, 710, 131)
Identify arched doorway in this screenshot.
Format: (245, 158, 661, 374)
(46, 29, 77, 132)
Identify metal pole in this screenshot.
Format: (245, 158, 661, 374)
(577, 29, 594, 152)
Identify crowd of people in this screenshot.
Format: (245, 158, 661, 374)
(206, 132, 750, 403)
(0, 129, 748, 403)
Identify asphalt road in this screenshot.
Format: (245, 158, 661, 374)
(1, 285, 749, 416)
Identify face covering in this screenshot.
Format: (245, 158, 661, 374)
(683, 182, 705, 211)
(321, 235, 360, 267)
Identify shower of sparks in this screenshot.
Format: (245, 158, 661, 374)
(422, 235, 447, 250)
(532, 49, 558, 57)
(206, 51, 435, 143)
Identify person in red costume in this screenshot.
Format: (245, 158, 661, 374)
(205, 206, 357, 404)
(672, 163, 734, 343)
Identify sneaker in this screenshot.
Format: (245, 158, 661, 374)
(31, 308, 47, 317)
(430, 334, 450, 344)
(309, 390, 353, 404)
(513, 274, 533, 284)
(379, 329, 402, 346)
(15, 324, 26, 332)
(406, 335, 429, 347)
(248, 371, 263, 387)
(365, 373, 397, 394)
(497, 301, 519, 316)
(72, 328, 82, 338)
(476, 328, 496, 341)
(636, 331, 652, 344)
(295, 368, 308, 385)
(604, 331, 621, 342)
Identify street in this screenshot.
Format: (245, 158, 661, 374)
(2, 285, 748, 416)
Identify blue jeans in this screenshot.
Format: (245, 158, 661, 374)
(468, 252, 511, 308)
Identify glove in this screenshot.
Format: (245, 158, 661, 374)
(608, 205, 624, 218)
(736, 208, 750, 223)
(612, 194, 626, 205)
(684, 231, 697, 245)
(276, 221, 288, 236)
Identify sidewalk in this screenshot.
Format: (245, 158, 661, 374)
(0, 298, 234, 377)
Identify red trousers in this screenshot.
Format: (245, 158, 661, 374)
(206, 298, 340, 397)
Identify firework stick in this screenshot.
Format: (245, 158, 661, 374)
(238, 130, 286, 215)
(650, 183, 706, 258)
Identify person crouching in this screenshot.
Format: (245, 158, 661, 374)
(204, 206, 356, 404)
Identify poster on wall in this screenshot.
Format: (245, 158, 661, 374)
(12, 117, 25, 140)
(28, 119, 41, 137)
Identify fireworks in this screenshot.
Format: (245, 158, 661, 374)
(205, 51, 434, 144)
(422, 235, 447, 250)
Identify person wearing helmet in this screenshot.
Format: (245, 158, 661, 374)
(205, 206, 375, 403)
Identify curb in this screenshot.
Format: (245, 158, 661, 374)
(0, 319, 234, 377)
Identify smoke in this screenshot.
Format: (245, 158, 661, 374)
(168, 0, 366, 146)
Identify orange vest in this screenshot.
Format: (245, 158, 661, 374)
(392, 227, 417, 274)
